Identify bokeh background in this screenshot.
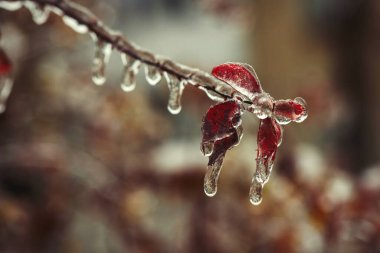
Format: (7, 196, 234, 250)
(1, 0, 380, 252)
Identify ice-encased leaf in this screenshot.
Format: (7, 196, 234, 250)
(201, 100, 242, 152)
(273, 97, 308, 125)
(145, 65, 161, 86)
(249, 117, 283, 205)
(212, 62, 262, 99)
(120, 54, 141, 92)
(163, 72, 186, 114)
(204, 128, 242, 196)
(91, 38, 112, 86)
(201, 100, 243, 197)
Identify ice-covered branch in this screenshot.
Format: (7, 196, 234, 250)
(0, 0, 244, 107)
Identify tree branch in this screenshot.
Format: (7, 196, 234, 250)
(0, 0, 250, 103)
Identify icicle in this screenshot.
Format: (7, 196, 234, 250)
(120, 54, 141, 92)
(62, 15, 88, 34)
(91, 38, 112, 86)
(204, 154, 224, 197)
(0, 76, 13, 113)
(198, 86, 225, 102)
(24, 1, 50, 25)
(145, 65, 161, 86)
(0, 1, 23, 11)
(164, 72, 186, 114)
(249, 179, 263, 205)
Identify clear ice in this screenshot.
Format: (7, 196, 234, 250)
(24, 1, 50, 25)
(62, 15, 88, 34)
(120, 54, 141, 92)
(164, 72, 186, 114)
(91, 38, 112, 86)
(145, 64, 161, 86)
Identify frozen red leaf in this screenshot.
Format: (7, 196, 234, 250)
(273, 97, 308, 124)
(201, 100, 241, 154)
(212, 62, 262, 99)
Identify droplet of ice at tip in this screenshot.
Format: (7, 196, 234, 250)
(145, 65, 161, 86)
(249, 180, 263, 205)
(294, 97, 308, 123)
(164, 72, 186, 114)
(92, 39, 112, 86)
(120, 54, 141, 92)
(23, 1, 50, 25)
(0, 76, 13, 114)
(62, 15, 88, 34)
(0, 1, 23, 11)
(204, 156, 223, 197)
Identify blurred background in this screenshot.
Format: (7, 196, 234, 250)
(0, 0, 380, 252)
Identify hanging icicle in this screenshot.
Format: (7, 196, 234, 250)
(91, 36, 112, 86)
(163, 72, 186, 114)
(145, 64, 162, 86)
(120, 54, 141, 92)
(24, 1, 50, 25)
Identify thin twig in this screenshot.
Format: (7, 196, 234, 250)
(1, 0, 251, 103)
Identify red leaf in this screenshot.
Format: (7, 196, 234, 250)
(273, 97, 308, 124)
(257, 117, 283, 166)
(201, 100, 241, 146)
(212, 62, 262, 98)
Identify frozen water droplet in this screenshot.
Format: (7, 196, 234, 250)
(251, 93, 274, 119)
(120, 54, 141, 92)
(201, 141, 214, 156)
(0, 1, 23, 11)
(0, 75, 13, 113)
(164, 72, 186, 114)
(249, 180, 263, 205)
(204, 155, 224, 197)
(24, 1, 50, 25)
(92, 38, 112, 86)
(294, 97, 308, 123)
(145, 65, 161, 86)
(62, 15, 88, 34)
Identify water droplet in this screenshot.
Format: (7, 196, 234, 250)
(249, 180, 263, 205)
(0, 1, 23, 11)
(120, 54, 141, 92)
(201, 141, 214, 156)
(91, 38, 112, 86)
(24, 1, 50, 25)
(250, 93, 274, 119)
(204, 155, 224, 197)
(164, 72, 186, 114)
(0, 75, 13, 113)
(145, 65, 161, 86)
(62, 15, 88, 34)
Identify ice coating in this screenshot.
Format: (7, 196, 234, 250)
(273, 97, 308, 125)
(24, 1, 50, 25)
(249, 118, 283, 205)
(250, 93, 274, 119)
(163, 72, 186, 114)
(91, 38, 112, 86)
(201, 100, 242, 149)
(204, 129, 241, 196)
(0, 1, 23, 11)
(62, 15, 88, 34)
(201, 101, 243, 196)
(212, 62, 262, 100)
(120, 54, 141, 92)
(145, 65, 161, 86)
